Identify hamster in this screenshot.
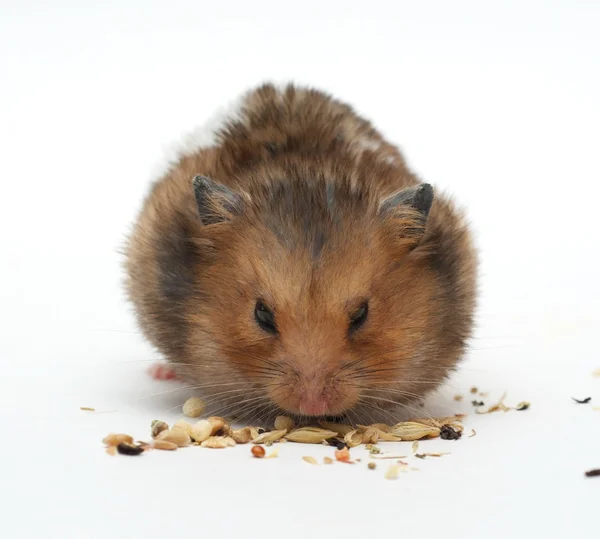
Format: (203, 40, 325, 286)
(124, 83, 477, 423)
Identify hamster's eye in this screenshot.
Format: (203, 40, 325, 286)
(255, 301, 277, 334)
(349, 302, 369, 333)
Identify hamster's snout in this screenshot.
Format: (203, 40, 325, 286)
(267, 365, 360, 417)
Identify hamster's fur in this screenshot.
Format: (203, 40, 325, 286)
(124, 83, 477, 422)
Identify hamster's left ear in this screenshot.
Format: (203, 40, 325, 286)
(378, 183, 434, 243)
(192, 175, 244, 225)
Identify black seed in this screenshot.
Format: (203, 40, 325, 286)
(116, 442, 144, 456)
(336, 442, 346, 450)
(585, 469, 600, 478)
(439, 425, 462, 441)
(257, 428, 266, 435)
(572, 397, 591, 404)
(471, 400, 485, 407)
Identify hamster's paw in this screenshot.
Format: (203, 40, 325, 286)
(148, 362, 177, 381)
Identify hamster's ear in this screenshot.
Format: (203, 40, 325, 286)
(192, 175, 243, 225)
(378, 183, 434, 243)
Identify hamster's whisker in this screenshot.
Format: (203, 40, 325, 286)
(244, 400, 279, 425)
(235, 387, 289, 424)
(220, 352, 287, 372)
(358, 395, 435, 421)
(132, 380, 251, 400)
(227, 398, 274, 425)
(225, 364, 283, 379)
(355, 377, 447, 385)
(358, 403, 379, 426)
(207, 393, 270, 420)
(362, 387, 428, 402)
(161, 387, 252, 414)
(354, 400, 402, 424)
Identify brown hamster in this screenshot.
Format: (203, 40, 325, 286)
(124, 83, 477, 423)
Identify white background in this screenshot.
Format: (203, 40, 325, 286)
(1, 1, 599, 538)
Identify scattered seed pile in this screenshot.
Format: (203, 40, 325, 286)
(99, 390, 540, 478)
(103, 403, 466, 455)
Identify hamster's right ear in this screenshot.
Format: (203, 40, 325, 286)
(192, 175, 244, 225)
(378, 183, 434, 245)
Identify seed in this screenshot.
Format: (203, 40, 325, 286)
(344, 430, 365, 448)
(585, 469, 600, 477)
(335, 447, 351, 462)
(302, 456, 318, 465)
(231, 427, 253, 444)
(368, 462, 377, 470)
(152, 440, 178, 451)
(470, 386, 478, 394)
(103, 433, 134, 447)
(385, 465, 400, 480)
(151, 420, 169, 438)
(207, 416, 230, 436)
(468, 429, 477, 438)
(412, 441, 419, 453)
(265, 447, 280, 458)
(190, 420, 212, 443)
(252, 429, 287, 445)
(414, 452, 450, 459)
(476, 393, 509, 414)
(389, 422, 440, 441)
(361, 428, 381, 444)
(182, 397, 206, 418)
(319, 421, 354, 436)
(372, 429, 401, 442)
(453, 395, 463, 402)
(362, 423, 392, 433)
(116, 442, 144, 456)
(409, 416, 462, 428)
(323, 456, 334, 464)
(336, 442, 346, 450)
(257, 428, 266, 434)
(248, 427, 262, 440)
(284, 427, 337, 444)
(173, 419, 193, 436)
(80, 406, 95, 411)
(439, 425, 462, 440)
(274, 416, 295, 431)
(201, 436, 236, 448)
(251, 445, 266, 458)
(157, 428, 190, 447)
(516, 401, 531, 411)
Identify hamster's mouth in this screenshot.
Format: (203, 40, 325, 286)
(267, 383, 359, 417)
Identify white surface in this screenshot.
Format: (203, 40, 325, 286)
(1, 1, 599, 538)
